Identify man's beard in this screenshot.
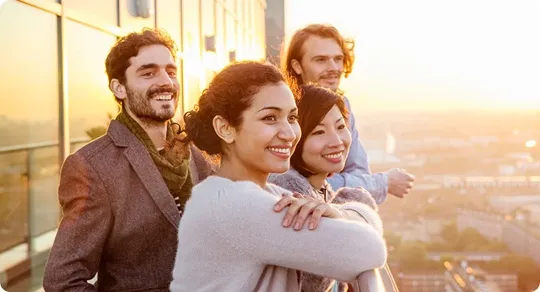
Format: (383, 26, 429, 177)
(125, 85, 178, 124)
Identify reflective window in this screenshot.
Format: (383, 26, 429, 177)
(66, 20, 118, 141)
(63, 0, 117, 26)
(215, 3, 227, 66)
(182, 0, 202, 112)
(156, 0, 183, 119)
(202, 0, 215, 39)
(226, 13, 236, 52)
(119, 0, 155, 32)
(0, 2, 59, 253)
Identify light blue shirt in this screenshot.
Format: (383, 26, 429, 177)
(326, 97, 388, 204)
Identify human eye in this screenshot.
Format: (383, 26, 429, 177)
(288, 114, 299, 123)
(262, 115, 277, 121)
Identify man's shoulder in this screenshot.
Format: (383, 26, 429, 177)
(72, 134, 115, 161)
(340, 95, 353, 109)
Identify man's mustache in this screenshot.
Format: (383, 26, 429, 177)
(320, 71, 342, 78)
(146, 86, 178, 97)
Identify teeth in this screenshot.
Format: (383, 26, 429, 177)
(153, 94, 172, 101)
(268, 147, 290, 154)
(323, 152, 342, 159)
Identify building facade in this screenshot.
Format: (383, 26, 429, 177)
(0, 0, 266, 287)
(264, 0, 284, 66)
(457, 208, 540, 266)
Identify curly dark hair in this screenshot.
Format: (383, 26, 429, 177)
(282, 24, 355, 86)
(290, 84, 348, 177)
(182, 61, 295, 155)
(105, 28, 178, 104)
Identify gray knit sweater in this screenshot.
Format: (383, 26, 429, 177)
(170, 175, 386, 292)
(269, 169, 379, 292)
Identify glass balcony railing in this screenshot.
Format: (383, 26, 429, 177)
(0, 139, 88, 257)
(354, 263, 400, 292)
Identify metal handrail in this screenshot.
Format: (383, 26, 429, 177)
(0, 137, 90, 254)
(0, 137, 90, 154)
(354, 263, 400, 292)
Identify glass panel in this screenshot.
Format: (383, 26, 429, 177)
(201, 0, 217, 85)
(63, 0, 117, 26)
(226, 13, 236, 52)
(215, 3, 226, 67)
(30, 147, 60, 237)
(201, 0, 215, 39)
(119, 0, 155, 32)
(0, 1, 59, 252)
(156, 0, 183, 119)
(182, 0, 202, 112)
(66, 21, 118, 141)
(0, 151, 28, 253)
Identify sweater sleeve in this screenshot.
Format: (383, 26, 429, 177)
(211, 182, 387, 282)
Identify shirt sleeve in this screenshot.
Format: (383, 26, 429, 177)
(210, 183, 387, 282)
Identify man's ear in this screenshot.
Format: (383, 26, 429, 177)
(212, 115, 236, 144)
(110, 79, 127, 101)
(291, 59, 303, 75)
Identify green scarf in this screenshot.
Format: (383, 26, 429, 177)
(116, 110, 193, 212)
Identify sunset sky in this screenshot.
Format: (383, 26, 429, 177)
(285, 0, 540, 111)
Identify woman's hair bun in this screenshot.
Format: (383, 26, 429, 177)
(182, 108, 223, 155)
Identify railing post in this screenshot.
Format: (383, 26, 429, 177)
(26, 149, 33, 255)
(58, 1, 70, 169)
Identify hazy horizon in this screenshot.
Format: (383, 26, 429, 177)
(285, 0, 540, 111)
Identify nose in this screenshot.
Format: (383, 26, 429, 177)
(327, 130, 343, 148)
(277, 122, 298, 142)
(156, 70, 174, 86)
(328, 59, 339, 71)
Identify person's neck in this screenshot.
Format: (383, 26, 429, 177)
(126, 108, 168, 149)
(307, 172, 328, 190)
(216, 155, 268, 189)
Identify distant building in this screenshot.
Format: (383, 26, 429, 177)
(397, 273, 447, 292)
(264, 0, 284, 65)
(457, 208, 540, 265)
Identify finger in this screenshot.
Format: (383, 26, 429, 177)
(309, 204, 327, 230)
(292, 192, 304, 199)
(407, 182, 414, 189)
(274, 195, 295, 212)
(283, 198, 310, 228)
(294, 201, 319, 230)
(406, 174, 415, 181)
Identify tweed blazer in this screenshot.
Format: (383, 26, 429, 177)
(43, 120, 212, 292)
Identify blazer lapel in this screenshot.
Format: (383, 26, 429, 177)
(109, 121, 180, 229)
(124, 146, 181, 229)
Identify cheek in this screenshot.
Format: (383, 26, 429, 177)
(292, 123, 302, 145)
(342, 132, 352, 148)
(305, 63, 323, 77)
(241, 124, 274, 148)
(303, 138, 324, 159)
